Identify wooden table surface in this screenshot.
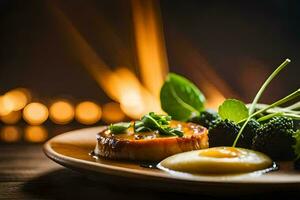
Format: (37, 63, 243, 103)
(1, 134, 300, 199)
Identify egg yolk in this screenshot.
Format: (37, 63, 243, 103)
(199, 147, 244, 158)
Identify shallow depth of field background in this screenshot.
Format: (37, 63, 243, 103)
(0, 0, 299, 144)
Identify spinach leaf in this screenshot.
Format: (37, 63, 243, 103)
(160, 73, 205, 121)
(218, 99, 249, 123)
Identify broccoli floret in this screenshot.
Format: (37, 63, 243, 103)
(188, 110, 220, 129)
(252, 116, 296, 160)
(208, 119, 260, 148)
(241, 119, 261, 148)
(208, 119, 244, 147)
(294, 120, 300, 130)
(293, 130, 300, 170)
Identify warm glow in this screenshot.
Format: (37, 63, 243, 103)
(114, 67, 161, 119)
(0, 96, 14, 116)
(102, 102, 125, 123)
(0, 126, 21, 142)
(0, 111, 22, 124)
(131, 0, 168, 98)
(75, 101, 102, 125)
(3, 88, 31, 111)
(49, 3, 162, 119)
(166, 35, 235, 109)
(49, 100, 74, 124)
(48, 3, 117, 100)
(24, 126, 48, 143)
(23, 102, 49, 125)
(202, 82, 226, 109)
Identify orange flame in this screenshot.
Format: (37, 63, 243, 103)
(48, 3, 162, 119)
(48, 1, 229, 119)
(131, 0, 168, 98)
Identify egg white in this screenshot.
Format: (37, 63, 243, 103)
(158, 147, 272, 174)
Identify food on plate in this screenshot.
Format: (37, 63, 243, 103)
(208, 118, 259, 148)
(160, 73, 205, 122)
(158, 58, 300, 170)
(252, 116, 298, 160)
(91, 58, 300, 174)
(93, 112, 208, 161)
(158, 147, 273, 174)
(188, 110, 220, 129)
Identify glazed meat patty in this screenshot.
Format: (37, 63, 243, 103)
(94, 120, 208, 161)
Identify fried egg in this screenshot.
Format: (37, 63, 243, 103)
(157, 147, 272, 174)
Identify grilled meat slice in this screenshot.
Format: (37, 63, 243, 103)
(94, 121, 208, 161)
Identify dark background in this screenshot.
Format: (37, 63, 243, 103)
(0, 1, 299, 199)
(0, 0, 299, 104)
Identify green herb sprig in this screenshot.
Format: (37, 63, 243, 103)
(135, 112, 183, 137)
(232, 59, 296, 147)
(108, 112, 183, 137)
(248, 102, 300, 121)
(159, 58, 299, 159)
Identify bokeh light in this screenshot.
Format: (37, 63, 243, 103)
(0, 96, 14, 116)
(49, 100, 75, 124)
(0, 126, 21, 142)
(102, 102, 125, 123)
(75, 101, 101, 125)
(24, 126, 48, 143)
(0, 111, 22, 124)
(23, 102, 49, 125)
(3, 88, 31, 111)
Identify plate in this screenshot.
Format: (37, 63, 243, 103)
(43, 126, 300, 195)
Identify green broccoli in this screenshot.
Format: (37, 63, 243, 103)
(188, 110, 220, 129)
(241, 119, 261, 148)
(252, 116, 296, 160)
(293, 130, 300, 170)
(208, 119, 260, 148)
(208, 119, 243, 147)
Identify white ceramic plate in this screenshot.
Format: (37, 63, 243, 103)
(43, 126, 300, 195)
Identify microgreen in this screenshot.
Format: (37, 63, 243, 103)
(134, 120, 152, 133)
(239, 89, 300, 123)
(257, 112, 284, 122)
(233, 59, 292, 147)
(218, 99, 249, 123)
(248, 59, 291, 115)
(248, 102, 300, 116)
(109, 112, 183, 137)
(134, 112, 184, 137)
